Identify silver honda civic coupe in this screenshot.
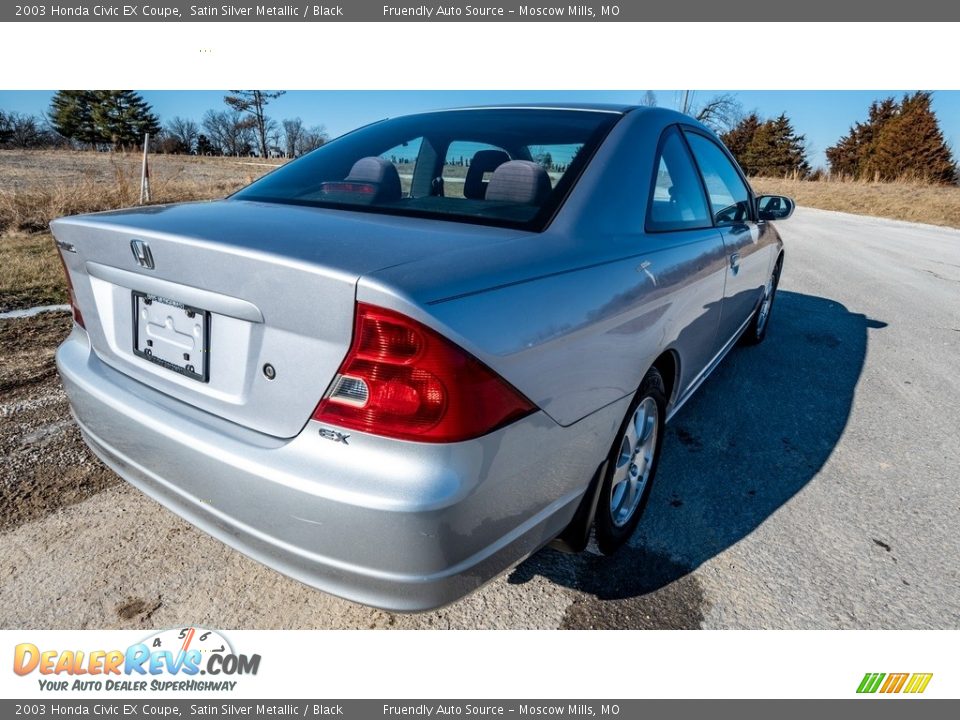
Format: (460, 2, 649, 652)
(53, 105, 793, 611)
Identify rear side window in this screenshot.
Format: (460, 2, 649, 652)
(684, 131, 753, 225)
(646, 126, 711, 232)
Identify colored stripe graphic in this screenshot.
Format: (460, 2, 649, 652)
(857, 673, 885, 693)
(857, 672, 932, 694)
(903, 673, 933, 694)
(880, 673, 909, 693)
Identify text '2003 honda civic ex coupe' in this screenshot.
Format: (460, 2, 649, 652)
(53, 105, 794, 611)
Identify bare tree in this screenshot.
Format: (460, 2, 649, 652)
(164, 116, 199, 154)
(266, 120, 283, 158)
(0, 110, 11, 145)
(640, 90, 658, 107)
(299, 125, 329, 154)
(223, 90, 285, 158)
(282, 117, 304, 158)
(2, 112, 51, 148)
(202, 109, 255, 156)
(677, 91, 742, 133)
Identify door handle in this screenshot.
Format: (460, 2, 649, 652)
(729, 252, 741, 272)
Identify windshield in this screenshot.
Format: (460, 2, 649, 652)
(231, 108, 621, 231)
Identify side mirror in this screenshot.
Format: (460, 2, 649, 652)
(756, 195, 795, 221)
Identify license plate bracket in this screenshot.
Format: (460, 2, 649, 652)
(132, 291, 210, 383)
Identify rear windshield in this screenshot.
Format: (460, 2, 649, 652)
(231, 108, 621, 231)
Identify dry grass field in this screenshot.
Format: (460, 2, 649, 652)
(0, 149, 282, 234)
(1, 149, 958, 312)
(0, 150, 282, 311)
(752, 176, 960, 230)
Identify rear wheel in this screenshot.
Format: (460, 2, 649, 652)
(595, 367, 667, 555)
(741, 256, 782, 346)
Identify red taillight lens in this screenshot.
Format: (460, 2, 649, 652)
(312, 303, 536, 443)
(55, 245, 85, 328)
(318, 181, 377, 196)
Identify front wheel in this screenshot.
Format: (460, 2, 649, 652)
(595, 367, 667, 555)
(741, 256, 782, 346)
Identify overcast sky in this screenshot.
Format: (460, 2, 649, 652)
(2, 89, 958, 171)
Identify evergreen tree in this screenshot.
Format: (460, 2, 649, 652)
(826, 93, 955, 183)
(830, 98, 897, 178)
(721, 112, 761, 173)
(49, 90, 100, 146)
(746, 114, 810, 177)
(90, 91, 160, 149)
(722, 112, 809, 177)
(824, 129, 861, 177)
(49, 90, 159, 149)
(870, 92, 956, 183)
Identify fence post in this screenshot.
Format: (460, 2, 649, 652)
(139, 133, 151, 204)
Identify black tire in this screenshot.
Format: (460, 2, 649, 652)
(595, 367, 667, 555)
(741, 255, 782, 346)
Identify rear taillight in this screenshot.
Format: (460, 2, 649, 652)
(55, 244, 85, 328)
(312, 303, 536, 443)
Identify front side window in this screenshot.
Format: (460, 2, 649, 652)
(646, 126, 711, 232)
(232, 109, 620, 231)
(684, 131, 753, 225)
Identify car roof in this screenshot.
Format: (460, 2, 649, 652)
(425, 102, 638, 114)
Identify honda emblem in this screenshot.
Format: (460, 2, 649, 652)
(130, 239, 155, 269)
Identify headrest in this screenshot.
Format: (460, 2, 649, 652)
(463, 150, 511, 199)
(345, 157, 402, 202)
(485, 160, 552, 205)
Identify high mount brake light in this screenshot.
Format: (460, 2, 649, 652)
(319, 181, 377, 196)
(312, 303, 536, 443)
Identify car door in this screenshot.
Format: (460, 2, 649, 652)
(683, 128, 771, 346)
(644, 125, 727, 393)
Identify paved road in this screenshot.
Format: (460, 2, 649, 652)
(2, 207, 959, 629)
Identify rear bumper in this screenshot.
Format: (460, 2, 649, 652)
(56, 327, 621, 611)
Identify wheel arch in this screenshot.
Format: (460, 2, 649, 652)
(651, 348, 681, 410)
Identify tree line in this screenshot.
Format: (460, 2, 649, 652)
(824, 91, 956, 183)
(0, 90, 328, 158)
(717, 91, 955, 183)
(2, 90, 956, 183)
(645, 90, 956, 184)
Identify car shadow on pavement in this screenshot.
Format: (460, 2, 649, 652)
(508, 290, 887, 627)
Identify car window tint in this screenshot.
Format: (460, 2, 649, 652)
(232, 108, 620, 232)
(526, 143, 584, 185)
(684, 131, 752, 225)
(380, 138, 423, 198)
(646, 127, 711, 232)
(443, 141, 508, 199)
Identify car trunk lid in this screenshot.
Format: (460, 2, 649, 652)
(51, 199, 525, 438)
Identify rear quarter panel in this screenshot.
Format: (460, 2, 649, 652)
(361, 109, 732, 426)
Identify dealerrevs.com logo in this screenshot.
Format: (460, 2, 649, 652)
(13, 627, 260, 692)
